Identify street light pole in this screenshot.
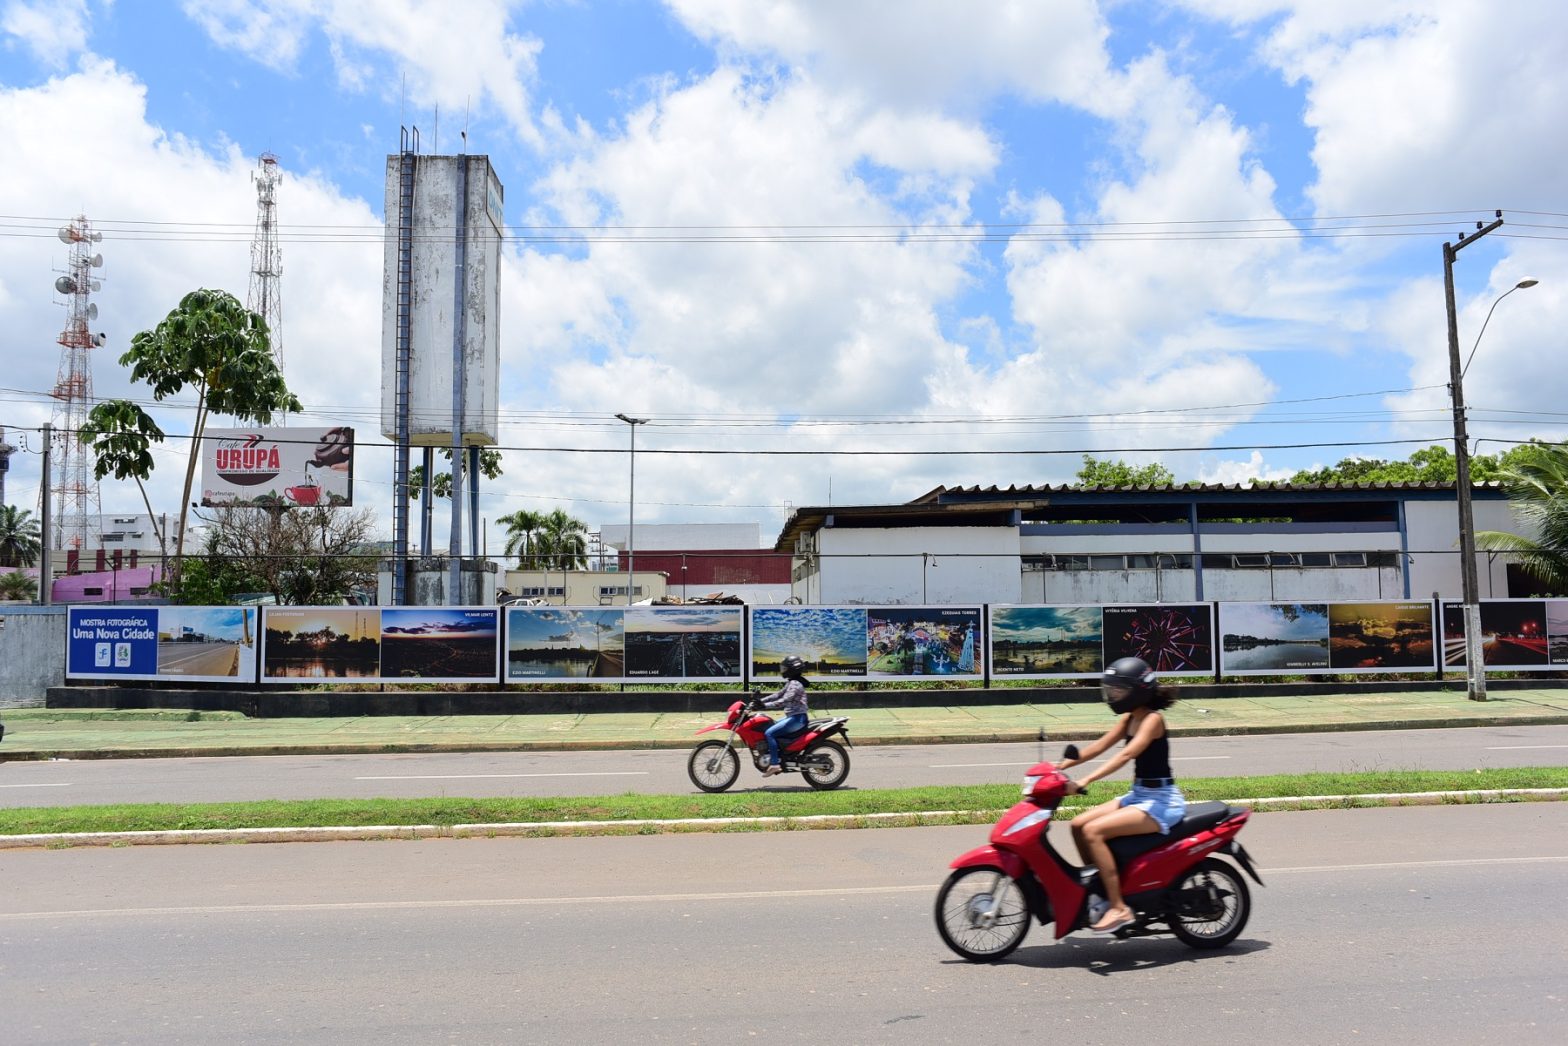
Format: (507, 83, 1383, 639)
(614, 413, 647, 605)
(1442, 212, 1510, 701)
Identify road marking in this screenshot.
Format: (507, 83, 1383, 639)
(352, 772, 651, 781)
(0, 783, 72, 789)
(1484, 745, 1568, 750)
(9, 856, 1568, 921)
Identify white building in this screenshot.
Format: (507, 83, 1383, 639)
(775, 482, 1531, 606)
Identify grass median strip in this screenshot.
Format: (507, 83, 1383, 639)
(2, 768, 1566, 838)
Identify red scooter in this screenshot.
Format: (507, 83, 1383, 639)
(687, 697, 852, 792)
(935, 744, 1263, 961)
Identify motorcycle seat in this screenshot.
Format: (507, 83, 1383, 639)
(1107, 801, 1241, 863)
(805, 716, 847, 733)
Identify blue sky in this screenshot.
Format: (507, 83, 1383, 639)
(2, 1, 1565, 553)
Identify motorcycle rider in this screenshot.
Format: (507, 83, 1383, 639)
(758, 655, 810, 776)
(1058, 656, 1186, 934)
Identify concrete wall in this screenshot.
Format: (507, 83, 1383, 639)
(817, 527, 1021, 604)
(0, 605, 67, 707)
(1405, 499, 1517, 599)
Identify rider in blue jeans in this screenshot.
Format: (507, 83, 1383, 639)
(759, 655, 810, 776)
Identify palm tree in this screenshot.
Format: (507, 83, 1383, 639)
(534, 509, 589, 571)
(0, 569, 37, 601)
(1476, 442, 1568, 594)
(0, 505, 42, 568)
(497, 509, 546, 569)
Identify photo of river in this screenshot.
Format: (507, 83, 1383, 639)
(988, 605, 1103, 677)
(1219, 602, 1330, 673)
(506, 608, 625, 680)
(262, 608, 381, 680)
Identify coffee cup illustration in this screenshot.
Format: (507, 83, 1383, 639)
(285, 483, 321, 506)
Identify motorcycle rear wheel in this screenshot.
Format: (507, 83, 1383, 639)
(934, 866, 1030, 962)
(801, 740, 850, 790)
(687, 740, 740, 793)
(1169, 857, 1250, 949)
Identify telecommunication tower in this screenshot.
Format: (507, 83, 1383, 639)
(248, 153, 284, 376)
(50, 215, 105, 553)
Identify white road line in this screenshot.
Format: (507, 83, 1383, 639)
(9, 856, 1568, 921)
(353, 772, 651, 781)
(0, 783, 72, 789)
(1484, 745, 1568, 750)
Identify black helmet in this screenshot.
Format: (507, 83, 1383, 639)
(780, 655, 806, 678)
(1101, 656, 1155, 714)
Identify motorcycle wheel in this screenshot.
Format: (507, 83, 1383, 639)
(934, 866, 1030, 962)
(687, 741, 740, 793)
(1169, 858, 1250, 949)
(801, 740, 850, 791)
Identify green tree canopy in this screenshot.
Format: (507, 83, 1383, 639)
(1475, 442, 1568, 595)
(409, 448, 504, 500)
(1073, 455, 1175, 488)
(1290, 442, 1555, 486)
(84, 289, 301, 586)
(0, 504, 43, 568)
(0, 568, 38, 600)
(533, 509, 590, 571)
(497, 508, 547, 568)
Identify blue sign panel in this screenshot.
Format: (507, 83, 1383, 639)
(66, 606, 159, 678)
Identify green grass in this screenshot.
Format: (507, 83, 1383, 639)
(1, 767, 1565, 837)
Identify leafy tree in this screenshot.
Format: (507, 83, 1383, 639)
(84, 289, 301, 579)
(1290, 442, 1555, 486)
(0, 569, 37, 601)
(184, 504, 379, 605)
(78, 400, 168, 554)
(1475, 442, 1568, 595)
(1074, 455, 1175, 488)
(497, 508, 547, 568)
(409, 448, 504, 500)
(533, 509, 590, 570)
(0, 504, 42, 567)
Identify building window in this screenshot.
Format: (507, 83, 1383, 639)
(82, 587, 104, 595)
(102, 534, 124, 543)
(1333, 552, 1367, 567)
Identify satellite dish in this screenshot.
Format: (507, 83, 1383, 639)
(90, 254, 103, 267)
(55, 275, 77, 294)
(91, 333, 107, 347)
(57, 226, 78, 244)
(90, 280, 101, 291)
(87, 303, 98, 320)
(91, 232, 103, 242)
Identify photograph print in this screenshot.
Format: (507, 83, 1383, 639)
(380, 607, 499, 680)
(749, 606, 869, 678)
(1218, 602, 1330, 674)
(1550, 601, 1568, 666)
(866, 606, 982, 678)
(261, 607, 381, 680)
(988, 605, 1103, 677)
(1328, 602, 1435, 671)
(156, 606, 258, 680)
(1102, 604, 1213, 674)
(1441, 599, 1549, 669)
(624, 606, 743, 680)
(505, 607, 625, 680)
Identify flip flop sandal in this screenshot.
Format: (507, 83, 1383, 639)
(1092, 914, 1135, 934)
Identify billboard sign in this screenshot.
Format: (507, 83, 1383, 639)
(66, 605, 258, 683)
(202, 426, 354, 508)
(260, 606, 499, 684)
(1220, 600, 1435, 675)
(504, 606, 743, 683)
(748, 604, 982, 682)
(989, 603, 1215, 679)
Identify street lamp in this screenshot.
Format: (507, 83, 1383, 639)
(1442, 211, 1535, 701)
(614, 413, 647, 606)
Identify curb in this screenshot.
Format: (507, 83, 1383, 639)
(6, 713, 1568, 761)
(4, 789, 1566, 850)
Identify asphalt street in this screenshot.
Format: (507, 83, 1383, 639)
(2, 723, 1566, 806)
(0, 803, 1562, 1044)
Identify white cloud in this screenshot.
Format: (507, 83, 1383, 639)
(2, 0, 92, 67)
(182, 0, 546, 145)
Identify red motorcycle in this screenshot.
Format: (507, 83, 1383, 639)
(687, 697, 852, 792)
(935, 744, 1263, 962)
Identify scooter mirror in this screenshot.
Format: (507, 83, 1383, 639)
(1062, 744, 1081, 762)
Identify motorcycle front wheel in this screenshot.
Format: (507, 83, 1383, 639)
(1169, 857, 1250, 949)
(801, 740, 850, 790)
(687, 740, 740, 793)
(934, 866, 1030, 962)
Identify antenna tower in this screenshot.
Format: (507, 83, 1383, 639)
(248, 152, 284, 378)
(50, 215, 105, 553)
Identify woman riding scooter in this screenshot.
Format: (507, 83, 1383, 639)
(1059, 656, 1186, 934)
(757, 655, 810, 776)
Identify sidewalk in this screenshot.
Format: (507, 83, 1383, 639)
(4, 688, 1568, 760)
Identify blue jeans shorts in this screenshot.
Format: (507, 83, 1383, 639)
(1117, 783, 1187, 834)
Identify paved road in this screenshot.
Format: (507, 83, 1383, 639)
(0, 803, 1562, 1043)
(2, 723, 1566, 807)
(154, 641, 239, 676)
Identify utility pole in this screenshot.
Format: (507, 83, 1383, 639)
(1443, 211, 1503, 701)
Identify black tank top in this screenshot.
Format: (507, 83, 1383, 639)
(1126, 721, 1172, 780)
